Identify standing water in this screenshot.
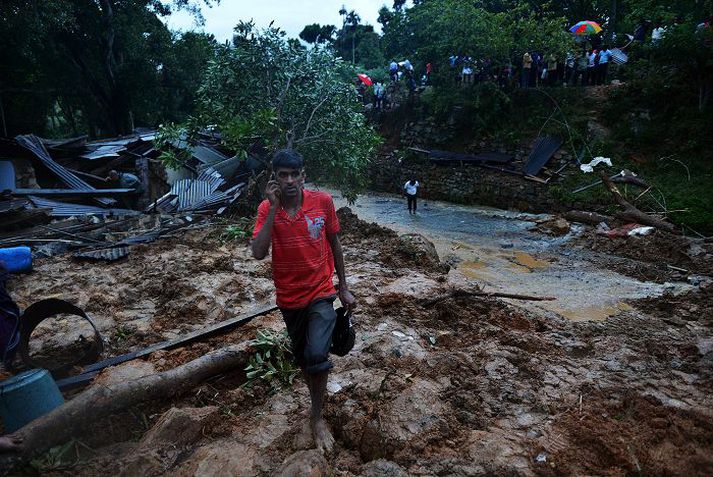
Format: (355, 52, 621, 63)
(318, 186, 690, 322)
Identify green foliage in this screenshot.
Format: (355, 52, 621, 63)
(419, 82, 515, 142)
(243, 329, 299, 392)
(167, 24, 381, 201)
(219, 218, 254, 243)
(114, 324, 136, 342)
(153, 122, 193, 169)
(30, 440, 82, 472)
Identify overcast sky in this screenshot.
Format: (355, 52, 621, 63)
(163, 1, 394, 43)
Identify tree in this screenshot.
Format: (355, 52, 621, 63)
(299, 23, 336, 44)
(0, 0, 217, 137)
(346, 10, 362, 64)
(299, 23, 323, 44)
(159, 24, 381, 201)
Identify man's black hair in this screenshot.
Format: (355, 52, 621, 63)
(272, 149, 304, 170)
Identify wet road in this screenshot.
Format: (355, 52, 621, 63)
(320, 186, 690, 322)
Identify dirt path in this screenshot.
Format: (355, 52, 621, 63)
(325, 187, 693, 322)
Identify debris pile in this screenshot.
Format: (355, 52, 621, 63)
(0, 129, 265, 261)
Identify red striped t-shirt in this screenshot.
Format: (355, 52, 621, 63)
(252, 189, 340, 309)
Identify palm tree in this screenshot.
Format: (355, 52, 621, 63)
(346, 10, 361, 64)
(339, 5, 347, 52)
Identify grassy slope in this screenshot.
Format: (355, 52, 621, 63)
(413, 83, 712, 235)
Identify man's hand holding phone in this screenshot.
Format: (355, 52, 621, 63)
(266, 173, 281, 208)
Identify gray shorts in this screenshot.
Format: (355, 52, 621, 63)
(280, 297, 336, 375)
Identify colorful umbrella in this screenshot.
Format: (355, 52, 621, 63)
(357, 73, 373, 86)
(569, 21, 602, 36)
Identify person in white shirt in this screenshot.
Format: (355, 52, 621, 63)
(403, 179, 420, 214)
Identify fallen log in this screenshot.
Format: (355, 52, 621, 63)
(7, 343, 250, 462)
(421, 288, 556, 307)
(56, 302, 277, 390)
(564, 210, 613, 225)
(599, 171, 676, 233)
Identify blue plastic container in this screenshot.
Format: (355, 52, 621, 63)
(0, 369, 65, 432)
(0, 160, 15, 191)
(0, 246, 32, 273)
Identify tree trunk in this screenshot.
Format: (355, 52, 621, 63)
(564, 210, 613, 225)
(8, 344, 250, 462)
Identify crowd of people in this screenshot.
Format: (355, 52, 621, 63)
(520, 46, 615, 88)
(356, 14, 713, 108)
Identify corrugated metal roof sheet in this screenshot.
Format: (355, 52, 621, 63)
(189, 183, 244, 211)
(80, 145, 127, 160)
(198, 156, 244, 179)
(27, 196, 140, 217)
(152, 167, 227, 212)
(15, 135, 115, 207)
(74, 246, 129, 262)
(168, 137, 230, 166)
(191, 145, 229, 165)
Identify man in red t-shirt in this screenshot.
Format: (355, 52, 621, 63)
(251, 149, 356, 454)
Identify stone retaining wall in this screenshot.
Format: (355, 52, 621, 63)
(370, 153, 591, 213)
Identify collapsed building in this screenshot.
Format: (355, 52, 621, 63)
(0, 129, 265, 256)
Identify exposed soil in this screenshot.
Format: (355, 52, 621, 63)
(3, 209, 713, 476)
(573, 228, 713, 284)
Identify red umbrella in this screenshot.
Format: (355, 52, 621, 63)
(357, 73, 373, 86)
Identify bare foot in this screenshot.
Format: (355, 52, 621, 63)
(310, 417, 334, 454)
(0, 435, 22, 453)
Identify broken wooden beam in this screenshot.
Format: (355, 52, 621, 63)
(421, 289, 556, 307)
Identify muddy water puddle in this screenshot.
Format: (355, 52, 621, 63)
(325, 187, 692, 322)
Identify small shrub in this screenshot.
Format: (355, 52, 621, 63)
(243, 329, 299, 392)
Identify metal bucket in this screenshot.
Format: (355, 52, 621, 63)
(0, 369, 64, 432)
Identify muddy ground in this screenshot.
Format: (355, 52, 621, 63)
(4, 208, 713, 476)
